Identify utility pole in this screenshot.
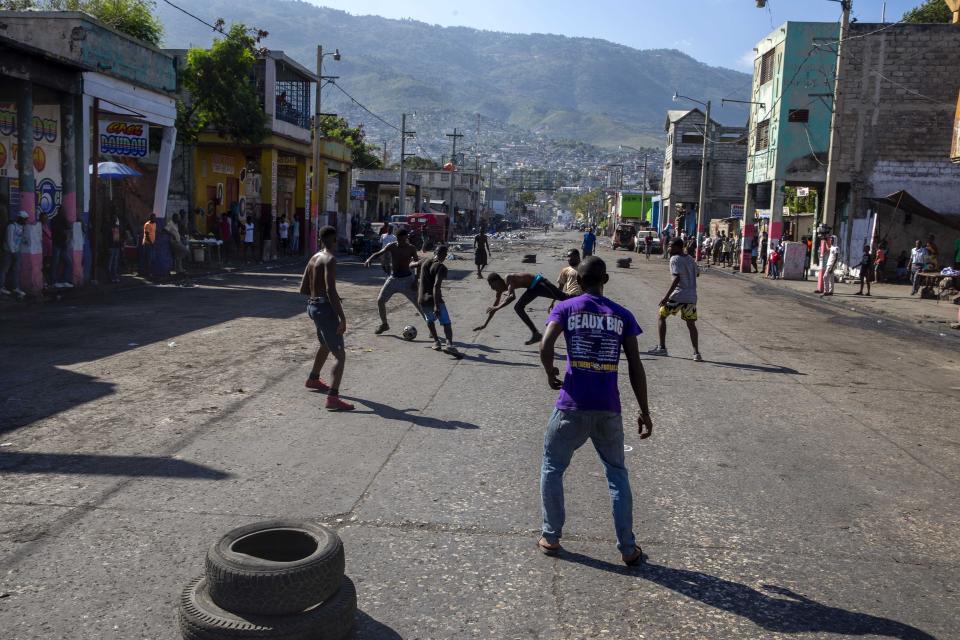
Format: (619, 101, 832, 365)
(640, 154, 648, 227)
(445, 127, 463, 221)
(695, 100, 711, 260)
(399, 114, 415, 218)
(312, 45, 339, 253)
(819, 0, 851, 272)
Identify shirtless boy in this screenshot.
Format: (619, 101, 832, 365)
(473, 272, 571, 344)
(301, 225, 354, 411)
(364, 227, 422, 335)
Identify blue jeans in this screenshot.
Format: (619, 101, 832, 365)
(107, 247, 120, 280)
(770, 262, 780, 279)
(51, 244, 72, 284)
(540, 408, 636, 554)
(0, 251, 21, 290)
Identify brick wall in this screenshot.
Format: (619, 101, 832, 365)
(837, 23, 960, 215)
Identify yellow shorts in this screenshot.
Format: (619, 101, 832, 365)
(659, 302, 698, 321)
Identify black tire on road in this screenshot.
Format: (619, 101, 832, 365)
(205, 519, 345, 616)
(178, 575, 357, 640)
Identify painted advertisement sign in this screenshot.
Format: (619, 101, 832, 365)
(99, 119, 148, 157)
(0, 102, 62, 217)
(620, 193, 651, 220)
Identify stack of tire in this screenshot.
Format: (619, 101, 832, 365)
(177, 519, 356, 640)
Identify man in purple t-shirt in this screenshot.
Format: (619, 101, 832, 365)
(537, 256, 653, 566)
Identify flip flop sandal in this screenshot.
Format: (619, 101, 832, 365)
(537, 538, 561, 556)
(621, 545, 645, 566)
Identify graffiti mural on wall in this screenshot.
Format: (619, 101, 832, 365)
(0, 103, 63, 218)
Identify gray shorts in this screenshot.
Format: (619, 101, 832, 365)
(377, 274, 418, 304)
(307, 299, 343, 351)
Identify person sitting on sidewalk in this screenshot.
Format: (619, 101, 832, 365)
(537, 255, 652, 565)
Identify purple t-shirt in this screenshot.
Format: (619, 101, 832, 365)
(546, 294, 642, 413)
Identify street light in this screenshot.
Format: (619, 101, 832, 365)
(311, 45, 341, 252)
(673, 91, 711, 259)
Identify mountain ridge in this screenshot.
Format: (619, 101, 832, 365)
(156, 0, 752, 152)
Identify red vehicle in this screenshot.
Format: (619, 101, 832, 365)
(407, 212, 449, 245)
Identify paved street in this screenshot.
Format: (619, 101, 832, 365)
(0, 231, 958, 639)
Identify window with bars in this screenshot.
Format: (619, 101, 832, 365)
(759, 49, 776, 85)
(755, 119, 770, 151)
(681, 133, 704, 145)
(788, 109, 809, 123)
(275, 78, 310, 129)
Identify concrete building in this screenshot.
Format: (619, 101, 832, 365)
(0, 11, 178, 291)
(660, 109, 747, 236)
(167, 50, 352, 256)
(742, 21, 960, 271)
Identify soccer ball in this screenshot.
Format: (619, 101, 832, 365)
(402, 325, 418, 341)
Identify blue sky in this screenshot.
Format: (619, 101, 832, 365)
(307, 0, 922, 71)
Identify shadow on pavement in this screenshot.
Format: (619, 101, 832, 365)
(0, 451, 231, 479)
(354, 610, 402, 639)
(460, 353, 540, 368)
(706, 361, 804, 375)
(342, 397, 480, 430)
(0, 267, 308, 436)
(558, 552, 934, 639)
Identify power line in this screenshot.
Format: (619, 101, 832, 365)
(159, 0, 225, 34)
(330, 82, 400, 132)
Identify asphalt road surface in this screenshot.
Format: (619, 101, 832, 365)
(0, 231, 957, 639)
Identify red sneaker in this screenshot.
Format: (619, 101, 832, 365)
(305, 377, 329, 391)
(325, 395, 355, 411)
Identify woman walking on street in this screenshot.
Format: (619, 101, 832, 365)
(474, 225, 490, 279)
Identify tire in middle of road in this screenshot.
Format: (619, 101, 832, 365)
(178, 575, 357, 640)
(205, 519, 345, 616)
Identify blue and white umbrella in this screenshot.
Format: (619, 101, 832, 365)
(90, 161, 142, 178)
(90, 162, 142, 200)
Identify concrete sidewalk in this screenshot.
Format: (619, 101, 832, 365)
(704, 262, 960, 336)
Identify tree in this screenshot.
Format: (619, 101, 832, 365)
(319, 115, 383, 169)
(175, 23, 269, 146)
(1, 0, 164, 46)
(518, 191, 536, 206)
(902, 0, 952, 22)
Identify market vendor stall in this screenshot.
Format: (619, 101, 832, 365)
(188, 238, 223, 265)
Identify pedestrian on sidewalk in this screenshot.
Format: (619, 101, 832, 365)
(750, 241, 759, 273)
(219, 213, 232, 262)
(537, 256, 652, 565)
(474, 271, 572, 345)
(0, 211, 28, 298)
(649, 238, 701, 361)
(364, 227, 422, 335)
(769, 247, 781, 280)
(290, 216, 301, 255)
(243, 216, 255, 263)
(855, 244, 872, 296)
(107, 217, 122, 283)
(873, 241, 887, 283)
(141, 213, 157, 278)
(909, 239, 928, 296)
(822, 241, 839, 297)
(40, 212, 52, 287)
(51, 211, 73, 287)
(166, 213, 189, 275)
(760, 232, 769, 274)
(279, 216, 290, 255)
(302, 225, 353, 411)
(418, 244, 462, 358)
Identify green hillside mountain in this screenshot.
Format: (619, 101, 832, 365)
(156, 0, 751, 150)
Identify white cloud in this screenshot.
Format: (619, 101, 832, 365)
(736, 50, 756, 71)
